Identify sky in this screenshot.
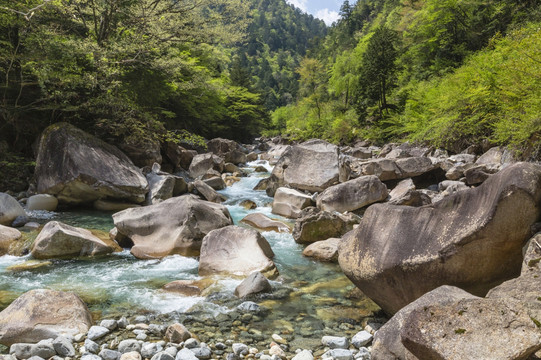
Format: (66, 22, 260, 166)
(286, 0, 345, 26)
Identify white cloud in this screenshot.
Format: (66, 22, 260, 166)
(286, 0, 308, 12)
(315, 8, 340, 26)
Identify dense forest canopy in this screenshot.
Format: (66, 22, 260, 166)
(1, 0, 540, 163)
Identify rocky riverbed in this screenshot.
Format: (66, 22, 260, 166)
(1, 123, 541, 359)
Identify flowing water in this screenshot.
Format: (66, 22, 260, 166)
(0, 160, 379, 343)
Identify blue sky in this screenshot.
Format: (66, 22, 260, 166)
(286, 0, 346, 25)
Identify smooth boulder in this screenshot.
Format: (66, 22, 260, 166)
(193, 180, 226, 203)
(234, 271, 272, 298)
(267, 140, 348, 196)
(240, 213, 290, 233)
(0, 289, 92, 346)
(316, 176, 388, 213)
(26, 195, 58, 211)
(113, 195, 232, 258)
(339, 162, 541, 314)
(0, 225, 22, 255)
(302, 238, 341, 262)
(271, 187, 313, 219)
(31, 221, 115, 259)
(0, 193, 25, 226)
(189, 154, 224, 179)
(293, 208, 359, 244)
(34, 123, 148, 205)
(371, 286, 478, 360)
(207, 138, 247, 165)
(199, 226, 278, 278)
(401, 298, 541, 360)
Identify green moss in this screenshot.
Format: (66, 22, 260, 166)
(531, 317, 541, 328)
(528, 258, 541, 267)
(454, 328, 466, 334)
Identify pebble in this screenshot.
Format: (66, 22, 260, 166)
(351, 331, 373, 348)
(190, 346, 212, 359)
(292, 350, 313, 360)
(100, 319, 118, 331)
(237, 302, 261, 313)
(269, 345, 285, 359)
(232, 343, 248, 356)
(141, 342, 163, 358)
(82, 355, 103, 360)
(118, 317, 129, 328)
(27, 356, 45, 360)
(321, 336, 348, 349)
(176, 348, 199, 360)
(354, 348, 370, 360)
(321, 349, 354, 360)
(53, 336, 75, 357)
(136, 333, 148, 341)
(215, 343, 227, 350)
(165, 347, 179, 357)
(271, 334, 287, 345)
(184, 338, 200, 349)
(134, 315, 148, 323)
(32, 339, 56, 359)
(118, 340, 141, 354)
(99, 349, 122, 360)
(151, 351, 175, 360)
(88, 326, 110, 341)
(120, 351, 142, 360)
(10, 343, 33, 359)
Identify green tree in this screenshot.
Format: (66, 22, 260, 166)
(358, 26, 400, 117)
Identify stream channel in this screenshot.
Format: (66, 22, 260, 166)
(0, 160, 379, 348)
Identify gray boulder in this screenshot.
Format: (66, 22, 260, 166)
(27, 195, 58, 211)
(207, 138, 247, 165)
(394, 157, 437, 178)
(193, 180, 226, 203)
(266, 140, 349, 196)
(240, 213, 290, 233)
(351, 158, 401, 181)
(0, 193, 25, 226)
(0, 289, 92, 346)
(271, 187, 314, 219)
(34, 123, 148, 205)
(52, 336, 75, 357)
(234, 271, 272, 298)
(146, 165, 177, 205)
(371, 286, 478, 360)
(189, 154, 225, 179)
(388, 178, 428, 207)
(293, 208, 359, 244)
(316, 176, 388, 213)
(401, 298, 541, 360)
(199, 226, 278, 279)
(113, 194, 232, 258)
(31, 221, 114, 259)
(302, 238, 341, 262)
(339, 162, 541, 314)
(165, 323, 191, 344)
(0, 225, 22, 256)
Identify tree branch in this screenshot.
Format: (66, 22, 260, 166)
(0, 0, 54, 21)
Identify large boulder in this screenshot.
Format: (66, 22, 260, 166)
(351, 158, 401, 181)
(31, 221, 115, 259)
(266, 140, 349, 196)
(316, 176, 388, 213)
(271, 187, 314, 219)
(27, 194, 58, 211)
(401, 298, 541, 360)
(113, 195, 232, 258)
(119, 139, 162, 168)
(293, 208, 359, 244)
(388, 178, 428, 207)
(0, 225, 22, 256)
(240, 213, 290, 233)
(371, 286, 478, 360)
(302, 238, 341, 262)
(199, 226, 278, 278)
(338, 162, 541, 314)
(0, 289, 92, 346)
(188, 154, 225, 179)
(0, 193, 25, 226)
(34, 123, 148, 205)
(145, 165, 177, 205)
(193, 180, 226, 203)
(207, 138, 247, 165)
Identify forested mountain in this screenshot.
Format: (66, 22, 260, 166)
(234, 0, 327, 110)
(270, 0, 541, 156)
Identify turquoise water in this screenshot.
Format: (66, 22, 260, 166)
(0, 160, 378, 332)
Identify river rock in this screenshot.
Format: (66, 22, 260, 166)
(162, 279, 213, 296)
(338, 162, 541, 314)
(202, 176, 226, 191)
(293, 208, 359, 244)
(234, 271, 272, 298)
(321, 349, 353, 360)
(476, 146, 513, 167)
(351, 331, 372, 349)
(9, 343, 34, 359)
(0, 193, 25, 226)
(371, 285, 478, 360)
(26, 195, 58, 211)
(199, 226, 278, 278)
(271, 187, 313, 219)
(486, 234, 541, 320)
(0, 289, 92, 346)
(292, 350, 313, 360)
(121, 352, 142, 360)
(388, 178, 427, 206)
(352, 158, 402, 181)
(260, 144, 291, 165)
(464, 164, 495, 185)
(165, 323, 191, 343)
(316, 175, 388, 213)
(0, 225, 22, 256)
(189, 154, 225, 179)
(52, 336, 75, 357)
(302, 238, 341, 262)
(118, 340, 141, 354)
(113, 194, 232, 258)
(193, 180, 226, 203)
(394, 157, 437, 178)
(31, 221, 114, 259)
(239, 200, 257, 209)
(176, 348, 199, 360)
(34, 123, 148, 205)
(321, 336, 348, 349)
(207, 138, 247, 165)
(401, 298, 541, 360)
(146, 166, 177, 205)
(240, 213, 290, 233)
(266, 140, 348, 196)
(119, 138, 162, 168)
